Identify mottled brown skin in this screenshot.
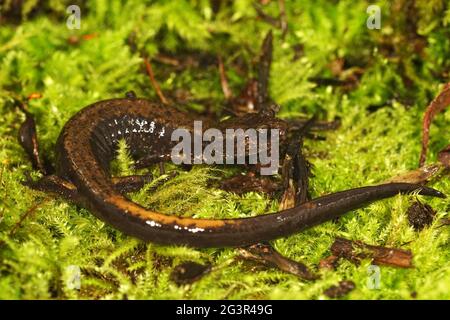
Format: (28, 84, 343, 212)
(18, 93, 445, 248)
(220, 172, 281, 195)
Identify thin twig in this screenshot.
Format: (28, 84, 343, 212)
(278, 0, 288, 38)
(256, 31, 273, 110)
(154, 54, 181, 67)
(419, 82, 450, 167)
(0, 168, 4, 221)
(218, 55, 232, 100)
(9, 198, 50, 237)
(253, 3, 280, 28)
(143, 57, 169, 105)
(438, 144, 450, 168)
(437, 218, 450, 228)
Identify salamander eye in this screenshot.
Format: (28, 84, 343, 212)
(125, 91, 137, 99)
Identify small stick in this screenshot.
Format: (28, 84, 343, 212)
(330, 237, 413, 268)
(27, 92, 42, 100)
(218, 55, 232, 99)
(437, 218, 450, 228)
(9, 198, 50, 237)
(143, 56, 169, 105)
(0, 168, 5, 221)
(154, 54, 180, 67)
(308, 76, 350, 87)
(256, 31, 273, 111)
(82, 33, 98, 41)
(253, 3, 280, 28)
(253, 1, 288, 38)
(419, 82, 450, 167)
(438, 144, 450, 168)
(278, 0, 288, 38)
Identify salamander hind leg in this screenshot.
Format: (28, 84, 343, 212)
(22, 174, 78, 200)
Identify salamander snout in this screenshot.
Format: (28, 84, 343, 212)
(420, 186, 446, 198)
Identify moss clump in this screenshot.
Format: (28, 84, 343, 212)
(0, 0, 449, 299)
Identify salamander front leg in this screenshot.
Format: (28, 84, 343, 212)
(239, 242, 318, 281)
(286, 117, 341, 132)
(279, 125, 313, 210)
(17, 101, 52, 175)
(134, 154, 171, 170)
(17, 101, 79, 201)
(238, 120, 315, 279)
(279, 145, 311, 208)
(112, 173, 153, 193)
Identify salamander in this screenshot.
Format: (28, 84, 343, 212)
(17, 31, 445, 248)
(17, 93, 445, 248)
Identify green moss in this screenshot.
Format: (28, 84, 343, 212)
(0, 0, 449, 300)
